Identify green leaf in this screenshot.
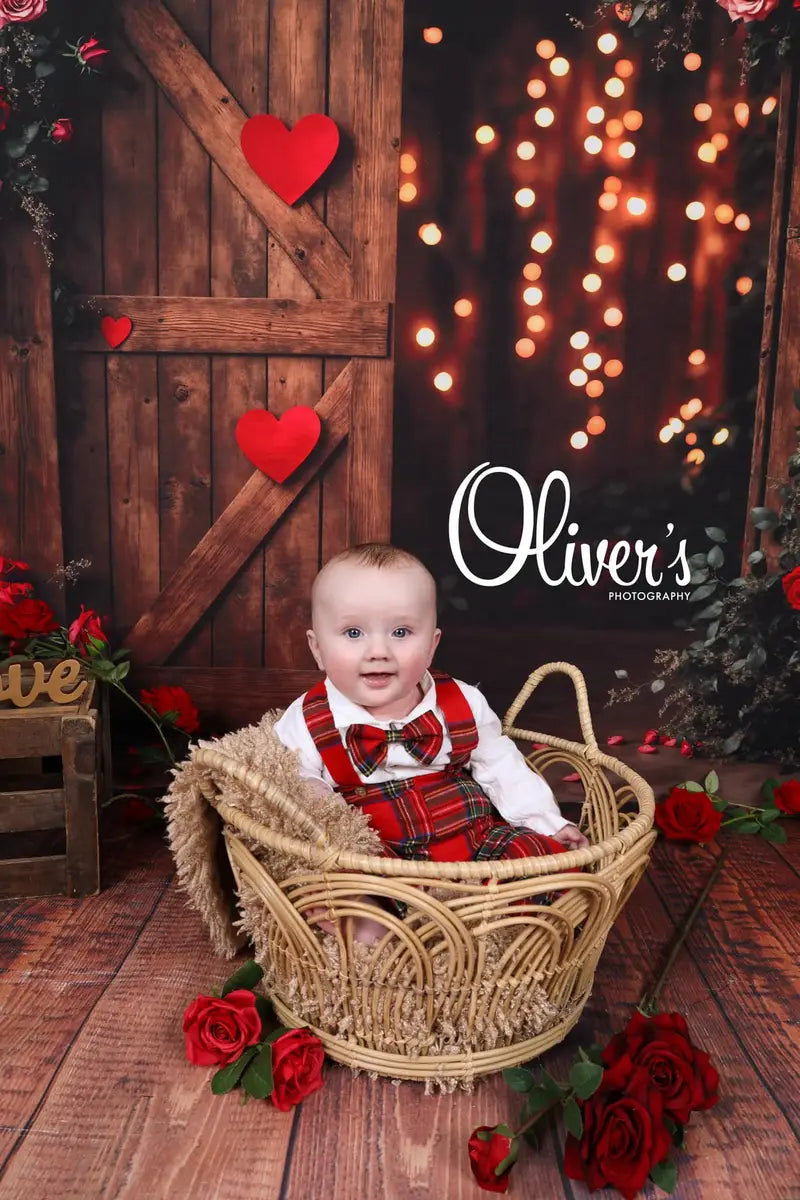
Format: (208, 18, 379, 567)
(760, 807, 781, 824)
(563, 1095, 583, 1139)
(746, 646, 767, 671)
(35, 60, 56, 77)
(210, 1046, 259, 1095)
(722, 732, 744, 755)
(23, 122, 41, 143)
(539, 1070, 567, 1101)
(761, 778, 779, 803)
(735, 819, 761, 834)
(683, 781, 704, 793)
(503, 1066, 535, 1093)
(261, 1026, 291, 1046)
(707, 546, 724, 569)
(711, 797, 729, 811)
(750, 506, 778, 530)
(254, 993, 272, 1030)
(614, 669, 629, 680)
(705, 527, 727, 543)
(703, 771, 719, 794)
(747, 550, 765, 567)
(5, 138, 30, 159)
(241, 1043, 275, 1100)
(761, 823, 787, 843)
(650, 1156, 678, 1193)
(521, 1085, 554, 1121)
(688, 552, 708, 569)
(494, 1138, 520, 1177)
(221, 959, 264, 997)
(569, 1061, 603, 1100)
(689, 583, 716, 603)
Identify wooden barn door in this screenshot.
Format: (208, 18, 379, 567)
(57, 0, 403, 725)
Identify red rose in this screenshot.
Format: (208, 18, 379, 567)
(0, 556, 29, 574)
(602, 1011, 719, 1125)
(140, 683, 199, 733)
(183, 989, 262, 1067)
(0, 0, 47, 29)
(654, 787, 722, 843)
(564, 1058, 672, 1200)
(0, 581, 33, 604)
(0, 597, 57, 639)
(0, 98, 10, 133)
(269, 1027, 325, 1111)
(67, 605, 107, 653)
(680, 739, 694, 758)
(773, 779, 800, 815)
(77, 36, 110, 68)
(50, 119, 73, 144)
(468, 1125, 516, 1193)
(643, 729, 659, 746)
(782, 566, 800, 611)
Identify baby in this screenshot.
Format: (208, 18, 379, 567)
(274, 542, 588, 940)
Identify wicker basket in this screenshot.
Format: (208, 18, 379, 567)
(193, 663, 655, 1082)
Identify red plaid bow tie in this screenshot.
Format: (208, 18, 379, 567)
(345, 711, 444, 776)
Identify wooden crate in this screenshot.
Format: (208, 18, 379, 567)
(0, 677, 108, 899)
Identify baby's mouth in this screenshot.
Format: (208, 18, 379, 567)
(361, 672, 394, 686)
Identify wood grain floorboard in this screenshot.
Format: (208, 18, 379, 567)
(0, 827, 173, 1165)
(0, 877, 295, 1200)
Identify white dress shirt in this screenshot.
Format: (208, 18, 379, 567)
(272, 671, 568, 837)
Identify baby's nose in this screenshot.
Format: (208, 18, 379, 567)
(365, 636, 391, 658)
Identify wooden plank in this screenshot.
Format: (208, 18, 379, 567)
(0, 881, 295, 1199)
(0, 215, 65, 619)
(321, 0, 358, 565)
(208, 0, 269, 668)
(0, 717, 63, 759)
(0, 827, 173, 1163)
(129, 666, 321, 726)
(0, 789, 64, 834)
(124, 365, 352, 664)
(103, 35, 160, 637)
(119, 0, 352, 300)
(61, 716, 100, 897)
(744, 60, 797, 567)
(264, 0, 326, 672)
(157, 0, 212, 669)
(0, 856, 67, 899)
(52, 105, 112, 621)
(346, 0, 403, 542)
(68, 298, 391, 356)
(648, 838, 800, 1133)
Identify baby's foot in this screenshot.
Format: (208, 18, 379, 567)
(347, 914, 388, 946)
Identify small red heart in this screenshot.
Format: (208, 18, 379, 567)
(101, 315, 132, 349)
(240, 113, 339, 205)
(235, 406, 321, 483)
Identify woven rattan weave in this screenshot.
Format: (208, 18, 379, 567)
(193, 663, 655, 1082)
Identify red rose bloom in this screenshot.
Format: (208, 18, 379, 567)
(564, 1058, 673, 1200)
(0, 556, 29, 574)
(655, 787, 722, 843)
(140, 683, 199, 733)
(0, 597, 57, 639)
(67, 605, 107, 653)
(0, 581, 33, 604)
(602, 1011, 719, 1125)
(782, 566, 800, 611)
(773, 779, 800, 815)
(468, 1125, 516, 1193)
(183, 989, 262, 1068)
(269, 1028, 325, 1111)
(77, 36, 110, 67)
(50, 118, 73, 144)
(0, 0, 47, 29)
(0, 97, 10, 133)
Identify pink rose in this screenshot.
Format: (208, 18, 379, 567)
(50, 119, 73, 144)
(0, 0, 47, 29)
(716, 0, 780, 21)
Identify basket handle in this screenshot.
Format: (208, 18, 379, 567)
(502, 661, 598, 750)
(192, 746, 332, 847)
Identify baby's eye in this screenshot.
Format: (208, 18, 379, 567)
(344, 628, 362, 639)
(392, 627, 411, 638)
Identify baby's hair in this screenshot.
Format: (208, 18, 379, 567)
(311, 542, 437, 612)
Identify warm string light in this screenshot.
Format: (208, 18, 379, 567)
(515, 337, 536, 358)
(604, 359, 623, 377)
(516, 140, 536, 160)
(597, 32, 618, 54)
(433, 371, 453, 392)
(536, 39, 556, 59)
(667, 262, 687, 281)
(523, 285, 543, 306)
(586, 379, 605, 399)
(583, 351, 602, 370)
(586, 414, 606, 434)
(515, 187, 536, 208)
(418, 222, 442, 245)
(688, 349, 706, 365)
(735, 276, 753, 295)
(535, 107, 555, 128)
(454, 298, 473, 317)
(527, 78, 547, 99)
(415, 326, 436, 347)
(399, 182, 418, 203)
(475, 124, 496, 145)
(570, 430, 589, 449)
(570, 330, 590, 350)
(423, 27, 443, 44)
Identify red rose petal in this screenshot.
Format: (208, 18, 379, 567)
(531, 742, 549, 750)
(562, 771, 581, 782)
(637, 744, 658, 754)
(661, 736, 678, 747)
(680, 740, 694, 758)
(606, 734, 625, 745)
(643, 729, 659, 745)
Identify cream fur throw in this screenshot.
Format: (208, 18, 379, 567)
(165, 711, 384, 957)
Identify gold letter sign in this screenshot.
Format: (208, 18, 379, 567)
(0, 659, 87, 709)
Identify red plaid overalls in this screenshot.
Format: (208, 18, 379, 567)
(302, 670, 569, 865)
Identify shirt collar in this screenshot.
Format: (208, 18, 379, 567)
(324, 670, 436, 727)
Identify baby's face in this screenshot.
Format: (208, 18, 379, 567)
(307, 562, 441, 717)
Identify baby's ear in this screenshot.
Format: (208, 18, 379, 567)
(307, 629, 323, 669)
(429, 628, 442, 661)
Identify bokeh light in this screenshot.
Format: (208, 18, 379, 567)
(569, 368, 589, 387)
(523, 262, 542, 281)
(523, 285, 544, 306)
(423, 27, 443, 44)
(535, 107, 555, 127)
(527, 313, 546, 332)
(694, 102, 712, 121)
(454, 298, 473, 317)
(570, 430, 589, 449)
(433, 371, 453, 392)
(536, 38, 556, 59)
(418, 222, 442, 245)
(712, 428, 730, 445)
(684, 52, 702, 71)
(516, 140, 536, 160)
(735, 276, 753, 295)
(686, 201, 705, 220)
(515, 187, 536, 208)
(515, 338, 536, 358)
(603, 306, 623, 326)
(399, 182, 418, 203)
(415, 326, 436, 347)
(714, 203, 734, 224)
(595, 244, 615, 264)
(688, 349, 706, 365)
(586, 379, 605, 399)
(627, 196, 647, 216)
(587, 105, 605, 124)
(599, 192, 618, 211)
(530, 230, 553, 253)
(583, 351, 602, 370)
(475, 125, 496, 145)
(622, 110, 643, 131)
(597, 32, 618, 54)
(734, 212, 751, 231)
(587, 414, 607, 434)
(400, 153, 417, 173)
(582, 273, 602, 292)
(527, 78, 547, 99)
(570, 330, 590, 350)
(667, 262, 687, 281)
(604, 358, 623, 377)
(618, 141, 636, 159)
(550, 56, 570, 76)
(697, 142, 717, 163)
(585, 135, 603, 155)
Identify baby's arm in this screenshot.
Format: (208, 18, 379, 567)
(459, 682, 589, 847)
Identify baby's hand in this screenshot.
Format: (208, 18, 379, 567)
(551, 822, 590, 849)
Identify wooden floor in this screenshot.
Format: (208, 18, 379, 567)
(2, 629, 800, 1199)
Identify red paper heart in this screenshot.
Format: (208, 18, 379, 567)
(101, 315, 132, 349)
(240, 114, 339, 205)
(235, 406, 321, 483)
